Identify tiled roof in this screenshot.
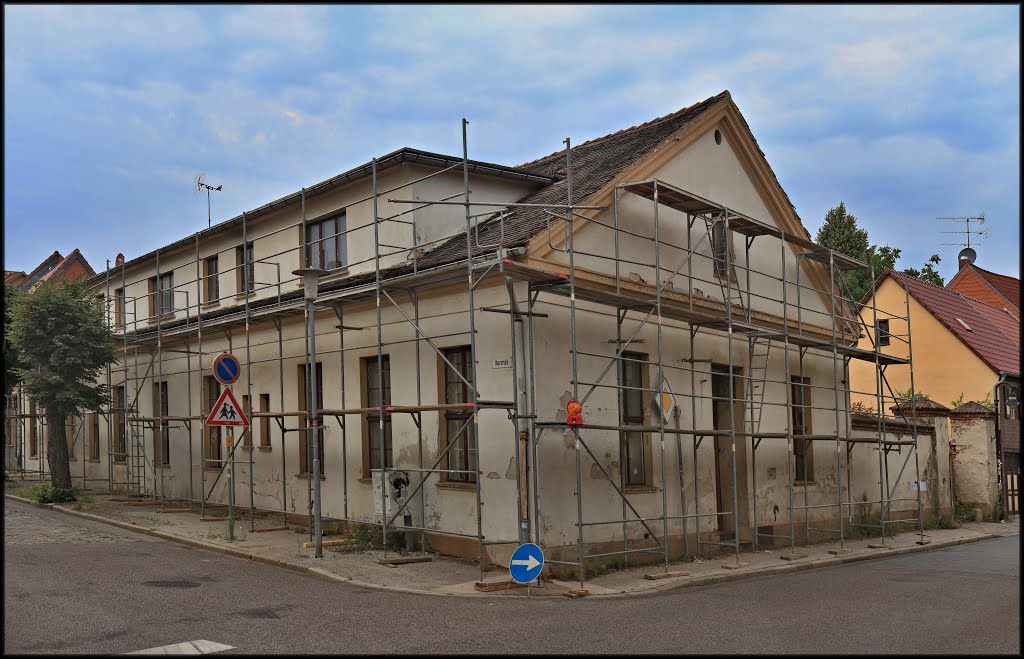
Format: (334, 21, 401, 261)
(950, 401, 995, 416)
(947, 263, 1020, 313)
(4, 270, 28, 287)
(878, 269, 1020, 376)
(37, 248, 96, 284)
(413, 91, 734, 267)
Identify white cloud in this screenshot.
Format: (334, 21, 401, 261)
(221, 6, 329, 54)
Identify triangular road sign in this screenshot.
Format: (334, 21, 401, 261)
(205, 387, 250, 427)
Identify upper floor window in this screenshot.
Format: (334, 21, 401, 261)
(236, 242, 255, 294)
(877, 319, 890, 347)
(114, 287, 125, 328)
(711, 219, 732, 278)
(306, 214, 347, 271)
(204, 256, 220, 303)
(149, 272, 173, 319)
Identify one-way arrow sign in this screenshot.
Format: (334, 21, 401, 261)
(509, 542, 544, 583)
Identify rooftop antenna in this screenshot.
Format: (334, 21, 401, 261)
(194, 172, 222, 229)
(938, 213, 987, 267)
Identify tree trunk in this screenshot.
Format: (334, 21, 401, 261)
(45, 409, 73, 488)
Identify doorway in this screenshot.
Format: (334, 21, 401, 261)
(712, 364, 748, 538)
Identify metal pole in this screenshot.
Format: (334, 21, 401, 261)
(781, 236, 795, 551)
(243, 211, 255, 528)
(105, 259, 113, 492)
(463, 119, 485, 583)
(904, 283, 924, 540)
(309, 294, 323, 558)
(227, 426, 234, 540)
(828, 251, 845, 550)
(372, 157, 389, 559)
(196, 234, 206, 519)
(654, 182, 669, 572)
(724, 212, 741, 564)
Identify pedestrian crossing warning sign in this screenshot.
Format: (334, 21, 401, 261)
(205, 387, 250, 427)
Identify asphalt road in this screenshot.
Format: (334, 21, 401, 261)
(4, 499, 1020, 654)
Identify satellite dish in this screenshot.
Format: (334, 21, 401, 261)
(115, 253, 124, 267)
(958, 247, 977, 265)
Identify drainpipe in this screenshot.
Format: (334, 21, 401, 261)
(993, 371, 1010, 520)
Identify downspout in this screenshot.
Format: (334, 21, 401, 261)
(993, 371, 1009, 520)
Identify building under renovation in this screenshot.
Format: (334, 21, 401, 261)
(7, 91, 938, 585)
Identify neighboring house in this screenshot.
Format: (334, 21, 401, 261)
(4, 249, 96, 469)
(946, 259, 1020, 319)
(12, 92, 940, 575)
(850, 267, 1020, 517)
(5, 249, 96, 292)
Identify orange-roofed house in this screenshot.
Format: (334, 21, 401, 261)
(850, 265, 1020, 517)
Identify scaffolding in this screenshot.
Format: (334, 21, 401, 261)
(7, 117, 925, 591)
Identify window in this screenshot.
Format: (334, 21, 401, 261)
(204, 376, 222, 465)
(712, 219, 732, 278)
(442, 347, 476, 483)
(241, 394, 251, 448)
(259, 394, 271, 448)
(298, 363, 324, 476)
(152, 381, 169, 466)
(204, 256, 219, 303)
(148, 272, 174, 319)
(113, 386, 126, 462)
(114, 288, 125, 328)
(619, 351, 649, 486)
(877, 319, 890, 347)
(28, 400, 38, 458)
(236, 242, 255, 295)
(305, 214, 347, 270)
(90, 412, 101, 461)
(66, 416, 76, 459)
(364, 356, 393, 476)
(791, 376, 813, 482)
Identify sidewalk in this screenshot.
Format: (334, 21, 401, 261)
(5, 489, 1018, 599)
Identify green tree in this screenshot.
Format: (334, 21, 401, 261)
(9, 280, 115, 489)
(903, 254, 945, 287)
(4, 285, 22, 397)
(815, 202, 869, 260)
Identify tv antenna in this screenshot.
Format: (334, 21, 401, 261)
(194, 172, 222, 228)
(938, 213, 988, 248)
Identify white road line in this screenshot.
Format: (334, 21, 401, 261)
(126, 640, 235, 655)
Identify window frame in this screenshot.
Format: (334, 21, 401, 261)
(89, 412, 101, 461)
(113, 386, 126, 462)
(297, 362, 325, 476)
(619, 351, 651, 487)
(363, 355, 393, 478)
(204, 255, 220, 303)
(153, 381, 169, 466)
(791, 376, 814, 483)
(440, 346, 476, 484)
(259, 393, 271, 448)
(305, 213, 348, 271)
(877, 319, 890, 347)
(236, 242, 255, 295)
(203, 376, 222, 466)
(711, 218, 735, 279)
(114, 287, 125, 328)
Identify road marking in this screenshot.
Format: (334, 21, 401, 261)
(126, 640, 234, 655)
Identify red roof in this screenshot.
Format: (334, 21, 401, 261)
(947, 263, 1020, 314)
(873, 269, 1020, 376)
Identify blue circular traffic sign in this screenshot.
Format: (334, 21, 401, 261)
(213, 353, 241, 385)
(509, 542, 544, 584)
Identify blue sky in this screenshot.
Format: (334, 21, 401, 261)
(4, 5, 1020, 280)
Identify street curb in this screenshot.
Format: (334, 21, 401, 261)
(7, 494, 1012, 599)
(640, 533, 1003, 597)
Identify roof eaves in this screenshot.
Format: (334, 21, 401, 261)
(86, 149, 559, 286)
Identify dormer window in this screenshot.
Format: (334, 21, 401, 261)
(306, 213, 347, 271)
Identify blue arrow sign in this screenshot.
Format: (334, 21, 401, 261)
(509, 542, 544, 584)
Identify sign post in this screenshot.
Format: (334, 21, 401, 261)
(205, 380, 249, 542)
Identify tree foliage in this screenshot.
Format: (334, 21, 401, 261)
(4, 285, 23, 397)
(8, 280, 116, 487)
(815, 202, 948, 302)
